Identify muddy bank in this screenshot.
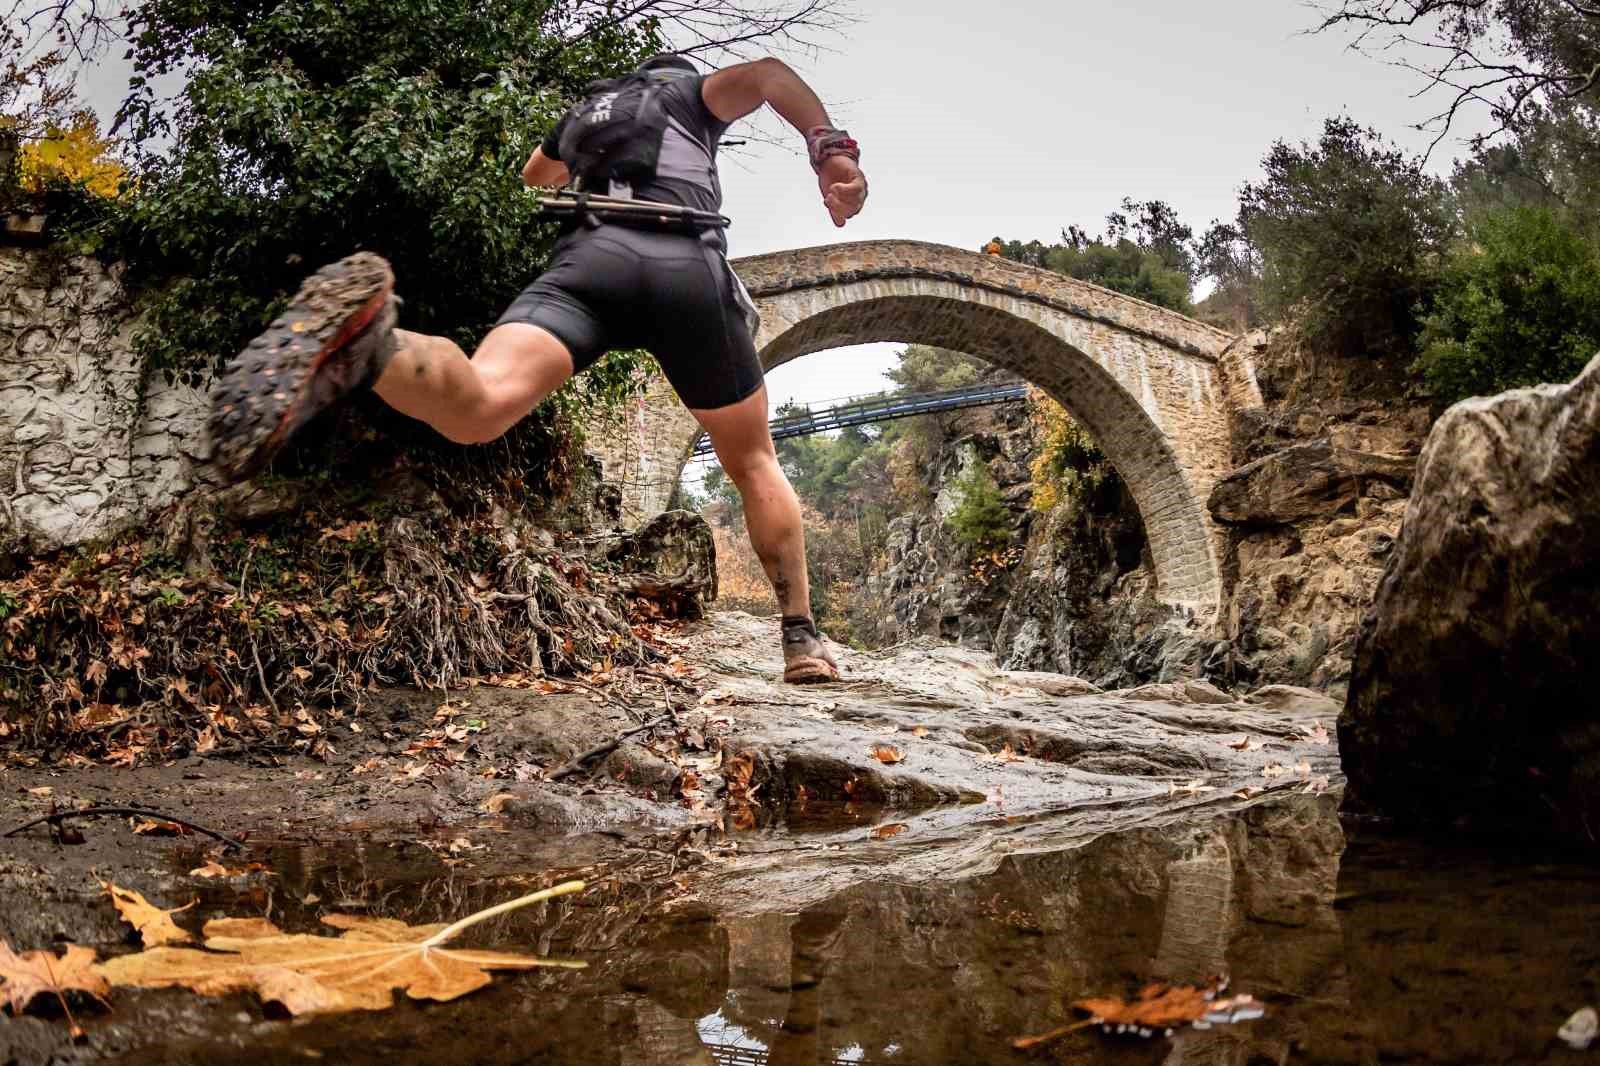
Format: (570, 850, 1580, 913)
(3, 612, 1352, 1062)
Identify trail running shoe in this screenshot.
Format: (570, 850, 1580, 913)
(209, 252, 398, 484)
(783, 618, 841, 684)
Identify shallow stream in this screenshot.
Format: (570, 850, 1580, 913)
(104, 794, 1600, 1065)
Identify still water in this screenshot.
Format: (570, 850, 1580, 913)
(112, 795, 1599, 1065)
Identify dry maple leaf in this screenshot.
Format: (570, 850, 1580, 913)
(1075, 982, 1215, 1027)
(96, 883, 587, 1015)
(871, 823, 909, 841)
(104, 883, 194, 948)
(870, 744, 905, 765)
(0, 942, 110, 1016)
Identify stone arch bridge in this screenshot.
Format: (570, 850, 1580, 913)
(597, 240, 1262, 611)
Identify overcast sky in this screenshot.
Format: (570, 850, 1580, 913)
(70, 0, 1483, 411)
(711, 0, 1484, 409)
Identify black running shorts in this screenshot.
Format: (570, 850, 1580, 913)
(496, 226, 763, 411)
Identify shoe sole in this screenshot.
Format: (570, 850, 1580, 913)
(210, 253, 394, 483)
(784, 657, 840, 685)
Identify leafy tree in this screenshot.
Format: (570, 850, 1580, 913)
(1313, 0, 1598, 150)
(93, 0, 660, 394)
(18, 111, 126, 197)
(1414, 204, 1600, 401)
(1449, 103, 1600, 234)
(1027, 392, 1115, 513)
(1234, 116, 1454, 355)
(946, 463, 1010, 554)
(988, 198, 1198, 313)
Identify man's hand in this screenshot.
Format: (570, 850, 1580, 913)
(819, 155, 867, 228)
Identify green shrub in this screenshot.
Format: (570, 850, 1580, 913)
(946, 463, 1011, 554)
(1415, 206, 1600, 403)
(1239, 116, 1454, 355)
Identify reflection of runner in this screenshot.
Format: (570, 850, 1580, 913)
(768, 907, 848, 1066)
(208, 54, 867, 684)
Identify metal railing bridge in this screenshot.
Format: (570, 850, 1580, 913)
(689, 382, 1030, 461)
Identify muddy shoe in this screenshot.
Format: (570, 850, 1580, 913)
(210, 252, 399, 483)
(783, 616, 840, 684)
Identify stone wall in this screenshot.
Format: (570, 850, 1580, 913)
(586, 374, 702, 526)
(0, 246, 209, 555)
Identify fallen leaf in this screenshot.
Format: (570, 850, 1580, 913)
(189, 861, 231, 879)
(1233, 786, 1265, 800)
(132, 819, 188, 837)
(480, 793, 517, 814)
(0, 942, 110, 1016)
(1304, 721, 1331, 746)
(97, 883, 587, 1015)
(912, 726, 930, 738)
(26, 786, 52, 798)
(871, 823, 909, 841)
(1294, 757, 1313, 776)
(1300, 775, 1331, 795)
(984, 744, 1025, 763)
(1262, 762, 1289, 780)
(104, 883, 194, 947)
(1078, 981, 1215, 1027)
(1227, 737, 1263, 752)
(870, 744, 905, 765)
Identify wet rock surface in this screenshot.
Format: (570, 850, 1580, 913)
(1342, 353, 1600, 843)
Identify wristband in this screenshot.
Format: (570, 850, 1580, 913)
(806, 125, 860, 173)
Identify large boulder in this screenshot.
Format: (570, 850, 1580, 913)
(1341, 354, 1600, 843)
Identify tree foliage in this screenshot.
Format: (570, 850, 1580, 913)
(988, 198, 1198, 313)
(17, 111, 126, 197)
(945, 461, 1010, 554)
(1312, 0, 1599, 150)
(90, 0, 662, 393)
(1414, 204, 1600, 401)
(1233, 116, 1455, 355)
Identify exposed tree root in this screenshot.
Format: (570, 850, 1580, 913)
(0, 479, 707, 763)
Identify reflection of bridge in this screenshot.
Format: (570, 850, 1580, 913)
(688, 382, 1031, 460)
(706, 1044, 863, 1066)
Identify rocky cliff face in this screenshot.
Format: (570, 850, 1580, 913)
(858, 372, 1212, 689)
(866, 331, 1433, 697)
(1209, 332, 1434, 700)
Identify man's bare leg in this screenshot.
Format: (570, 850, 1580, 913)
(694, 385, 839, 683)
(374, 324, 575, 444)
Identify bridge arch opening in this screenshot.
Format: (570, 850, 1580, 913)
(745, 294, 1219, 608)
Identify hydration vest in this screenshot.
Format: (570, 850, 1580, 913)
(556, 68, 718, 199)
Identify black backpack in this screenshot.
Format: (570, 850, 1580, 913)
(557, 65, 700, 188)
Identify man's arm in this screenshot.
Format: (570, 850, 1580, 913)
(701, 58, 867, 228)
(522, 147, 569, 189)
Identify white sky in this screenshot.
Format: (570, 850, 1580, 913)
(71, 0, 1486, 411)
(712, 0, 1485, 409)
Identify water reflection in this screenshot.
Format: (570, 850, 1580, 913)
(113, 794, 1600, 1065)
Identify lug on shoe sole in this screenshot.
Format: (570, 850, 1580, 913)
(209, 253, 394, 484)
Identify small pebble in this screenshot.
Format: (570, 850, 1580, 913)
(1558, 1006, 1597, 1050)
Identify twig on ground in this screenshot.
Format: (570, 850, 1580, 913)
(3, 805, 247, 851)
(547, 711, 678, 782)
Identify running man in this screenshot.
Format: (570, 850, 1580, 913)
(208, 54, 868, 683)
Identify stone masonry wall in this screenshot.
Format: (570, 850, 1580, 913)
(587, 373, 702, 526)
(1, 246, 209, 555)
